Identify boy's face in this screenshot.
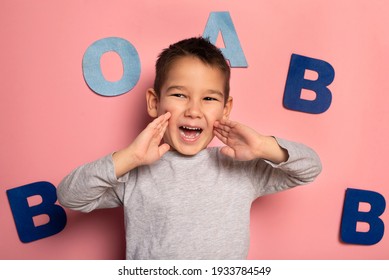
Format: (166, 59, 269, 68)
(147, 56, 232, 156)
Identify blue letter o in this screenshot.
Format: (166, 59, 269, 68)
(82, 37, 141, 97)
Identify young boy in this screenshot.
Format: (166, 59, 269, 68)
(57, 37, 322, 260)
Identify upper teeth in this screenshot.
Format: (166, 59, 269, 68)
(182, 126, 201, 131)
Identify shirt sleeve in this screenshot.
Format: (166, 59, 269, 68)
(248, 137, 322, 198)
(56, 154, 131, 213)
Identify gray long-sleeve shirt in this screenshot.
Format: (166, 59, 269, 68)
(57, 138, 321, 259)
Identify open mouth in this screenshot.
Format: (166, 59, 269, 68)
(179, 126, 203, 141)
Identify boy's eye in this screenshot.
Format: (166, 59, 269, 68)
(204, 97, 218, 101)
(171, 93, 186, 98)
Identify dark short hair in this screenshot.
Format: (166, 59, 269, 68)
(153, 37, 231, 104)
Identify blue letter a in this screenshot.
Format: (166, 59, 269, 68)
(7, 181, 67, 243)
(341, 188, 386, 245)
(203, 11, 248, 67)
(283, 54, 334, 114)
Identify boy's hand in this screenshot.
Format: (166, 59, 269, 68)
(113, 112, 171, 178)
(214, 119, 288, 164)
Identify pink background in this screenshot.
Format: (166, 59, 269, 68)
(1, 0, 388, 259)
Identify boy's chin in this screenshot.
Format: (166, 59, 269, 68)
(170, 146, 205, 156)
(168, 142, 210, 156)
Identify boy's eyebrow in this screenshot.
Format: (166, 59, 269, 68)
(166, 85, 186, 92)
(207, 90, 224, 98)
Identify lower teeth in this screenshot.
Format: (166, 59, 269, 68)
(180, 130, 200, 139)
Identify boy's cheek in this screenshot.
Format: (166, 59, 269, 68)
(162, 131, 173, 146)
(157, 108, 170, 117)
(157, 101, 174, 115)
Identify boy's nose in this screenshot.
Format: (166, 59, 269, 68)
(184, 100, 203, 118)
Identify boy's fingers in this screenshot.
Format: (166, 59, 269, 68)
(214, 127, 229, 138)
(161, 112, 171, 123)
(214, 129, 228, 144)
(214, 119, 236, 132)
(149, 112, 171, 135)
(153, 112, 171, 126)
(220, 146, 236, 159)
(158, 143, 170, 156)
(159, 121, 169, 138)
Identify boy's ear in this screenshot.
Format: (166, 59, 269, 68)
(223, 96, 233, 119)
(146, 88, 159, 118)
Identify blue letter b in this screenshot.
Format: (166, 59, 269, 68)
(341, 188, 386, 245)
(7, 181, 67, 243)
(283, 54, 334, 114)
